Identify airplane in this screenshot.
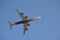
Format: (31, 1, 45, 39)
(8, 9, 41, 34)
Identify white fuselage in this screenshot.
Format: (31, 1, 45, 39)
(13, 16, 41, 25)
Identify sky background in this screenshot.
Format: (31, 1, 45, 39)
(0, 0, 60, 40)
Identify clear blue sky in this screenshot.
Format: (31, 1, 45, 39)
(0, 0, 60, 40)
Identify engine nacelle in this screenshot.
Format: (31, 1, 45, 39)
(25, 16, 28, 18)
(26, 29, 28, 30)
(21, 12, 24, 14)
(28, 24, 30, 26)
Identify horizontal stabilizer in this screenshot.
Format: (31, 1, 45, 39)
(8, 21, 12, 29)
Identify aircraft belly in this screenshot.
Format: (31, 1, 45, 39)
(15, 21, 24, 25)
(14, 20, 30, 25)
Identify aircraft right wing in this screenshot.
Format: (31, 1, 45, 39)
(23, 23, 28, 34)
(16, 9, 27, 20)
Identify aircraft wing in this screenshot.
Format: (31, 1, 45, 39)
(16, 9, 27, 20)
(23, 23, 28, 34)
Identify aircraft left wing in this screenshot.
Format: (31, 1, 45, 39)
(23, 23, 28, 34)
(16, 9, 27, 20)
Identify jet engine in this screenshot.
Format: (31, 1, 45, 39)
(28, 24, 30, 26)
(25, 16, 28, 18)
(26, 29, 28, 30)
(21, 12, 24, 14)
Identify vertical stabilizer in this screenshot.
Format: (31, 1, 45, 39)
(8, 21, 12, 29)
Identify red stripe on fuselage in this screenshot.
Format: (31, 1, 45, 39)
(15, 19, 31, 25)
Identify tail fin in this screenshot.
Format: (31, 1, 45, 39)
(8, 21, 13, 29)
